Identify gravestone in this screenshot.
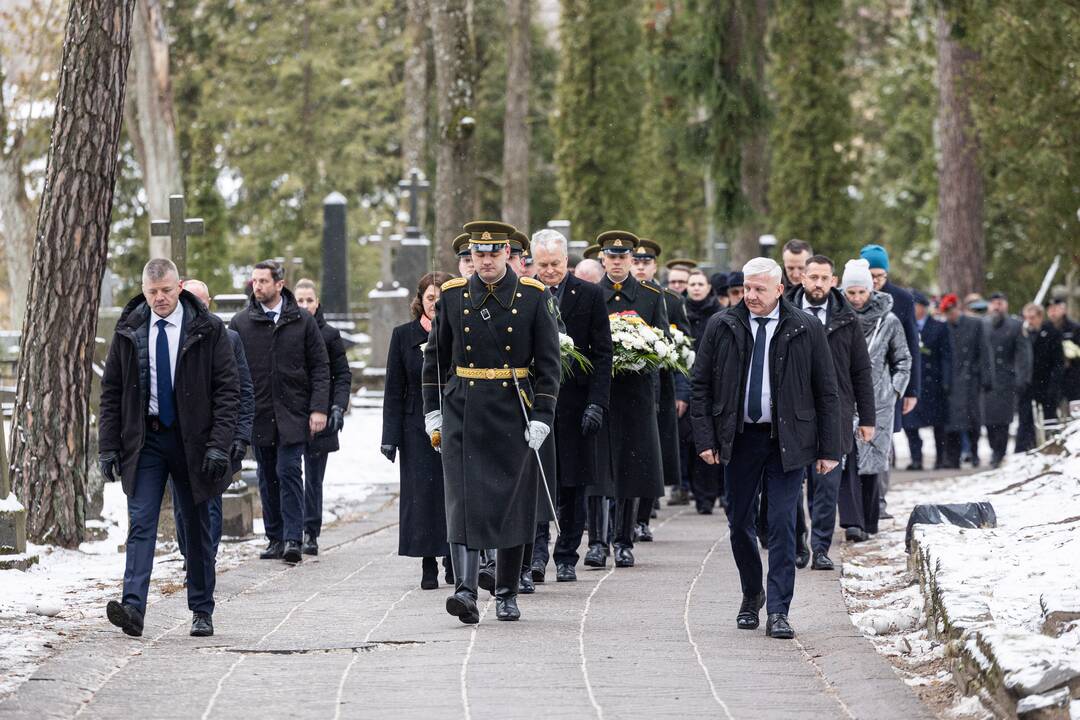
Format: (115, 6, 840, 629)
(0, 402, 36, 570)
(364, 221, 410, 377)
(321, 192, 349, 314)
(549, 220, 584, 254)
(394, 169, 431, 288)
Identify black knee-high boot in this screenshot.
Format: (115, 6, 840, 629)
(446, 543, 480, 624)
(479, 548, 497, 595)
(613, 498, 640, 568)
(518, 543, 535, 594)
(584, 496, 609, 567)
(495, 545, 525, 621)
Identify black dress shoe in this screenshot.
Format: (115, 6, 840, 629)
(443, 557, 454, 585)
(636, 522, 653, 542)
(736, 591, 765, 630)
(106, 600, 144, 637)
(765, 613, 795, 639)
(795, 534, 810, 569)
(583, 543, 607, 568)
(496, 596, 520, 621)
(260, 540, 284, 560)
(446, 592, 480, 624)
(555, 563, 577, 582)
(696, 505, 713, 515)
(302, 533, 319, 556)
(519, 568, 535, 594)
(906, 461, 923, 471)
(845, 527, 868, 543)
(530, 561, 546, 583)
(421, 557, 439, 590)
(282, 540, 303, 564)
(613, 546, 634, 568)
(479, 565, 496, 595)
(811, 552, 834, 571)
(667, 488, 690, 506)
(191, 612, 214, 637)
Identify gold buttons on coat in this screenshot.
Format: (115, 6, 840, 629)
(466, 345, 472, 351)
(507, 327, 513, 333)
(464, 309, 470, 315)
(512, 309, 518, 314)
(465, 327, 470, 333)
(469, 362, 475, 368)
(463, 292, 469, 297)
(469, 381, 475, 386)
(505, 345, 511, 351)
(502, 382, 508, 387)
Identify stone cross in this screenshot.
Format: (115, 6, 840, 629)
(366, 221, 400, 289)
(150, 194, 204, 278)
(397, 169, 430, 236)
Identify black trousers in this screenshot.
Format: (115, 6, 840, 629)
(943, 426, 980, 467)
(904, 427, 923, 465)
(985, 424, 1010, 461)
(552, 485, 588, 566)
(837, 450, 880, 534)
(726, 426, 804, 615)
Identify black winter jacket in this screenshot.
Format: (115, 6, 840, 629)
(99, 292, 240, 504)
(791, 288, 875, 455)
(229, 288, 330, 446)
(690, 296, 841, 471)
(308, 306, 353, 454)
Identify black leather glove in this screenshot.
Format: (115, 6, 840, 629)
(229, 440, 248, 466)
(328, 405, 345, 433)
(380, 445, 397, 462)
(581, 403, 604, 436)
(99, 451, 121, 483)
(202, 447, 230, 482)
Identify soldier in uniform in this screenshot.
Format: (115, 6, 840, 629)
(583, 244, 601, 261)
(509, 229, 531, 277)
(454, 233, 474, 279)
(630, 240, 690, 541)
(589, 230, 668, 569)
(423, 221, 561, 623)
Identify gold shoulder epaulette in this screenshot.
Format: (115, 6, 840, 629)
(664, 288, 681, 299)
(441, 277, 467, 291)
(640, 281, 661, 294)
(519, 276, 546, 291)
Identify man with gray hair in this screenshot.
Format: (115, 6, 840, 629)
(574, 258, 604, 284)
(99, 259, 240, 638)
(691, 257, 840, 639)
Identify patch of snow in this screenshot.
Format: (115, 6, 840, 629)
(0, 494, 24, 511)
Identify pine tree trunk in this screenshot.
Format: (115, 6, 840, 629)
(11, 0, 137, 548)
(732, 0, 769, 268)
(935, 10, 985, 297)
(431, 0, 476, 272)
(501, 0, 531, 232)
(403, 0, 430, 176)
(126, 0, 183, 262)
(0, 59, 36, 329)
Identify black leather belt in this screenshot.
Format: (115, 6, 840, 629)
(146, 416, 170, 433)
(743, 422, 772, 432)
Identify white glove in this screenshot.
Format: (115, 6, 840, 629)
(424, 410, 442, 440)
(524, 421, 550, 450)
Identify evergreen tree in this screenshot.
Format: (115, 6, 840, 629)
(768, 0, 854, 259)
(553, 0, 643, 243)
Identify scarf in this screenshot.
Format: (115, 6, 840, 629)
(419, 314, 432, 333)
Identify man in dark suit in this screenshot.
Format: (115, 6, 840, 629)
(860, 245, 919, 517)
(691, 257, 840, 639)
(902, 292, 952, 469)
(99, 259, 239, 638)
(530, 229, 613, 582)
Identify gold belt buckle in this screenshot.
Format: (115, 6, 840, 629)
(485, 368, 496, 380)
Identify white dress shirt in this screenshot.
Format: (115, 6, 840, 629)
(260, 297, 284, 323)
(743, 302, 781, 424)
(801, 296, 828, 325)
(148, 301, 184, 415)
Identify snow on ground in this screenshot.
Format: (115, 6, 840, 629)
(840, 422, 1080, 719)
(0, 405, 394, 701)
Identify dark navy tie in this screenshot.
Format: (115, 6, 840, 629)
(266, 310, 277, 323)
(747, 317, 769, 422)
(155, 319, 176, 427)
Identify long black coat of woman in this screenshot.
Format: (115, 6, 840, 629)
(381, 272, 453, 589)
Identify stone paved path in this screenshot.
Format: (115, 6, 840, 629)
(0, 485, 933, 719)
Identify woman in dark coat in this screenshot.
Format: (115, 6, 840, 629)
(381, 272, 452, 589)
(682, 269, 723, 512)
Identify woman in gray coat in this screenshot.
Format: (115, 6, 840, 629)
(838, 260, 911, 539)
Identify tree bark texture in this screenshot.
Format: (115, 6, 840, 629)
(0, 59, 37, 329)
(431, 0, 476, 272)
(125, 0, 183, 262)
(935, 10, 985, 297)
(11, 0, 137, 547)
(501, 0, 531, 232)
(403, 0, 430, 176)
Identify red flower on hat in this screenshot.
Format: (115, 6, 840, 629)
(939, 293, 959, 312)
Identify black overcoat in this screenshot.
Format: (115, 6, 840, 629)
(422, 270, 561, 549)
(982, 315, 1032, 427)
(99, 292, 240, 504)
(657, 287, 689, 488)
(1028, 321, 1065, 408)
(593, 275, 669, 499)
(690, 297, 841, 470)
(230, 288, 330, 447)
(307, 306, 353, 454)
(903, 317, 952, 429)
(883, 281, 921, 430)
(946, 315, 992, 432)
(552, 274, 613, 488)
(383, 318, 449, 558)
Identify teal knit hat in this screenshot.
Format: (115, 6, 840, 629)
(859, 244, 889, 271)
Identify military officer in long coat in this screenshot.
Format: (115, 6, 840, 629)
(422, 221, 561, 624)
(982, 292, 1032, 467)
(589, 230, 669, 569)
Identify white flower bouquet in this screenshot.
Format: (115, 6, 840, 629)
(559, 332, 593, 379)
(609, 311, 666, 375)
(666, 325, 695, 376)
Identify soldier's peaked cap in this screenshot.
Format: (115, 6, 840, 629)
(633, 239, 662, 259)
(583, 244, 601, 260)
(452, 232, 471, 257)
(665, 258, 697, 270)
(597, 230, 639, 254)
(463, 220, 515, 252)
(509, 229, 531, 256)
